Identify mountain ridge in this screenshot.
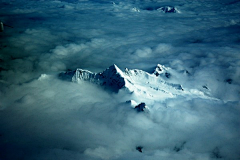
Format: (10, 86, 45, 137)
(70, 64, 183, 93)
(59, 64, 218, 110)
(59, 64, 217, 102)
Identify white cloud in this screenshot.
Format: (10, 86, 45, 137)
(0, 0, 239, 159)
(134, 47, 152, 58)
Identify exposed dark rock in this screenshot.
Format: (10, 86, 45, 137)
(153, 64, 168, 77)
(58, 70, 75, 81)
(173, 141, 186, 152)
(165, 72, 171, 78)
(225, 78, 232, 84)
(155, 72, 160, 76)
(184, 70, 191, 75)
(142, 5, 179, 13)
(136, 146, 143, 153)
(61, 64, 185, 95)
(202, 85, 208, 89)
(135, 103, 146, 112)
(157, 6, 178, 13)
(170, 84, 183, 91)
(211, 147, 222, 159)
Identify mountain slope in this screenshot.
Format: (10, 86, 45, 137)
(60, 64, 217, 103)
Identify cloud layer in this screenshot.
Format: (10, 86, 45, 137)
(0, 0, 240, 159)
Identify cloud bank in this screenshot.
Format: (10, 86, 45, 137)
(0, 0, 240, 159)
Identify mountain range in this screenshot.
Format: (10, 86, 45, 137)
(59, 64, 217, 108)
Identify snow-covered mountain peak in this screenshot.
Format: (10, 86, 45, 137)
(153, 64, 170, 77)
(73, 68, 93, 81)
(71, 64, 127, 92)
(59, 64, 217, 103)
(102, 64, 125, 78)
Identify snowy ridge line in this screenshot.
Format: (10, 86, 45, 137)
(61, 64, 183, 92)
(72, 64, 126, 92)
(59, 64, 217, 101)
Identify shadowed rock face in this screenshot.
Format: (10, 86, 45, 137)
(141, 5, 179, 13)
(211, 147, 222, 159)
(59, 65, 126, 92)
(58, 70, 75, 81)
(136, 146, 143, 153)
(157, 6, 179, 13)
(61, 64, 184, 91)
(59, 64, 218, 103)
(134, 103, 146, 112)
(153, 64, 171, 78)
(72, 64, 126, 92)
(173, 141, 186, 152)
(225, 78, 232, 84)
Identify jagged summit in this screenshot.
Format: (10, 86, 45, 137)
(157, 6, 180, 13)
(72, 64, 127, 92)
(60, 64, 184, 97)
(153, 64, 171, 77)
(110, 64, 122, 74)
(59, 64, 216, 101)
